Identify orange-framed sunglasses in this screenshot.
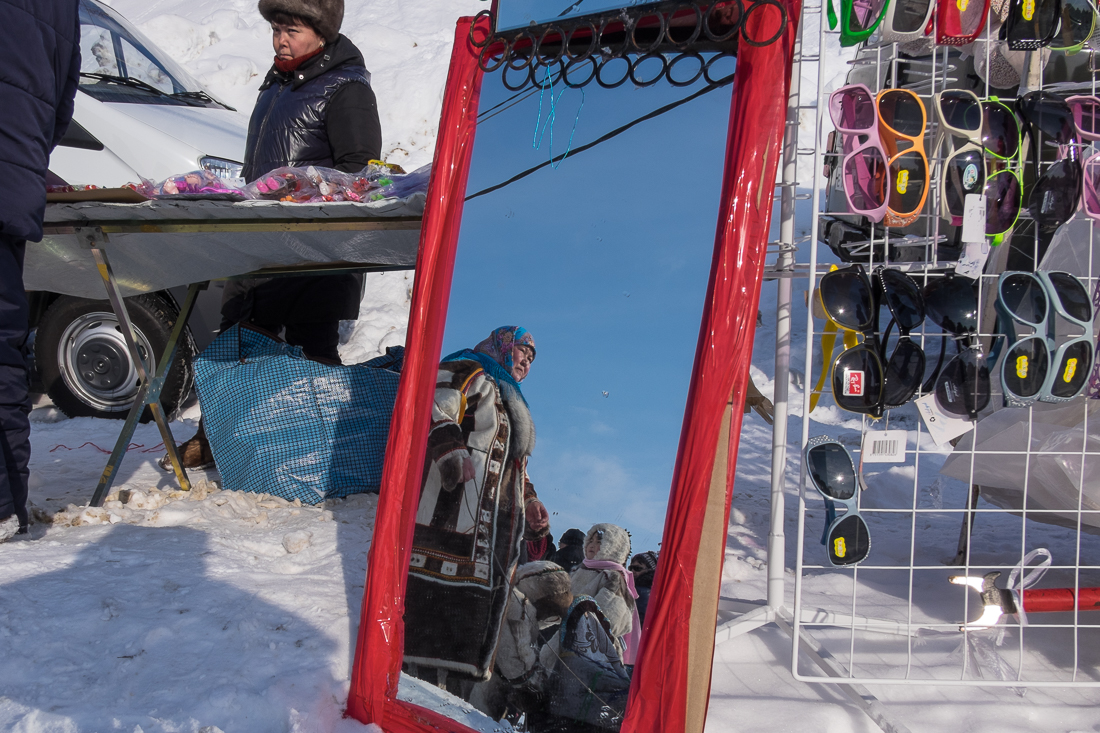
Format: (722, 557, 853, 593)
(876, 88, 929, 229)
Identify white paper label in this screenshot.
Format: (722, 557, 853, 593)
(960, 193, 986, 243)
(915, 394, 973, 446)
(861, 429, 908, 463)
(955, 237, 990, 279)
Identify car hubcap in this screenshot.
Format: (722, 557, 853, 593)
(58, 312, 156, 412)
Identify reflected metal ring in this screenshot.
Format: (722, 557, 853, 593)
(740, 0, 787, 47)
(667, 51, 705, 87)
(506, 30, 535, 70)
(565, 20, 598, 60)
(597, 16, 630, 58)
(630, 11, 668, 53)
(535, 24, 567, 67)
(502, 59, 536, 90)
(477, 39, 510, 73)
(469, 10, 495, 48)
(563, 55, 598, 88)
(703, 51, 737, 85)
(595, 55, 632, 88)
(628, 52, 669, 87)
(666, 5, 704, 47)
(704, 0, 744, 42)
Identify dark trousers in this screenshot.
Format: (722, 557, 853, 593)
(0, 234, 30, 527)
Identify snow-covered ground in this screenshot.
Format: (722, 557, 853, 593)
(5, 1, 1100, 732)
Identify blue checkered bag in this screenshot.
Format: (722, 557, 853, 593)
(193, 325, 402, 503)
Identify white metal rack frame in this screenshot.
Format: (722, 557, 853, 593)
(786, 2, 1100, 691)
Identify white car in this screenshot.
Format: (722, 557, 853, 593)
(33, 0, 248, 421)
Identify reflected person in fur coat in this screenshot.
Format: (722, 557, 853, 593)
(404, 326, 551, 688)
(570, 524, 640, 664)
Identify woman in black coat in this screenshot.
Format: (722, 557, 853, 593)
(169, 0, 383, 469)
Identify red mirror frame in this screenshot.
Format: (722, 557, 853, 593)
(346, 5, 801, 731)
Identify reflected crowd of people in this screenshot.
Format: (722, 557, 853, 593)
(402, 325, 660, 732)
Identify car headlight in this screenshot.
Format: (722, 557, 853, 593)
(200, 156, 243, 181)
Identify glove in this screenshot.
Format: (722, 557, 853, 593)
(438, 449, 475, 491)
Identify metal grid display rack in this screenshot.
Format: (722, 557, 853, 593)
(719, 0, 1100, 728)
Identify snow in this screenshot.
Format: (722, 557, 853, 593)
(6, 1, 1100, 731)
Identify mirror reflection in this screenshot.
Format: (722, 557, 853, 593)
(399, 49, 735, 731)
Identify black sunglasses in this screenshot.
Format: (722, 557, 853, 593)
(805, 436, 871, 567)
(1002, 0, 1061, 48)
(922, 272, 991, 420)
(1016, 91, 1083, 234)
(820, 265, 928, 417)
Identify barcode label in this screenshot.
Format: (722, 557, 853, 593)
(861, 430, 907, 463)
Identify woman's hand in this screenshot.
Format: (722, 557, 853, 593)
(439, 449, 476, 490)
(525, 500, 549, 533)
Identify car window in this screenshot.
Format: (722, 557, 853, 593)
(77, 0, 227, 108)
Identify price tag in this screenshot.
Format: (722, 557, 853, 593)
(861, 429, 908, 463)
(915, 394, 973, 446)
(960, 193, 986, 243)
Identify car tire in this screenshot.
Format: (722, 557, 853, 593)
(35, 294, 194, 422)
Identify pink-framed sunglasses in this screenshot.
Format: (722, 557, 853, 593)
(1066, 96, 1100, 221)
(829, 83, 888, 223)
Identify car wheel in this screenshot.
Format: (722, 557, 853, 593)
(35, 294, 194, 422)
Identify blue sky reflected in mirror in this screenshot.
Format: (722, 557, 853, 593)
(442, 57, 734, 553)
(495, 0, 653, 31)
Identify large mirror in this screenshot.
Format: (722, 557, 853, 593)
(398, 21, 734, 733)
(347, 5, 796, 730)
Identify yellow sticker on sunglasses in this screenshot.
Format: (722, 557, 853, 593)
(834, 536, 847, 558)
(1023, 0, 1035, 20)
(957, 0, 969, 9)
(896, 169, 909, 194)
(1064, 358, 1078, 383)
(1016, 355, 1029, 379)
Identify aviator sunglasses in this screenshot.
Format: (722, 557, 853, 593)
(805, 436, 871, 568)
(992, 271, 1095, 406)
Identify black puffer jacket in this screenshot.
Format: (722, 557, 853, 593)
(242, 34, 382, 182)
(1, 0, 80, 242)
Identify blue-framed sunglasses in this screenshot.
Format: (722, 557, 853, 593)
(805, 436, 871, 567)
(992, 271, 1095, 407)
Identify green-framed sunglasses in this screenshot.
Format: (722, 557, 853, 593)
(828, 0, 892, 46)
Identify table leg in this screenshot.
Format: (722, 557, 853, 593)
(78, 228, 201, 506)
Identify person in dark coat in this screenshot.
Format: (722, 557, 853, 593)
(549, 528, 586, 573)
(168, 0, 383, 469)
(0, 0, 80, 541)
(628, 551, 658, 624)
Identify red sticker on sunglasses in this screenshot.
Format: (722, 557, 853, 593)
(843, 369, 865, 396)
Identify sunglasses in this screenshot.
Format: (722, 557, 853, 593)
(1068, 96, 1100, 220)
(923, 273, 991, 420)
(1003, 0, 1062, 48)
(882, 0, 936, 44)
(937, 0, 992, 45)
(982, 98, 1025, 240)
(875, 267, 928, 408)
(830, 84, 889, 223)
(819, 264, 886, 417)
(805, 436, 871, 568)
(1016, 91, 1083, 233)
(878, 88, 930, 228)
(828, 0, 890, 46)
(1051, 0, 1099, 51)
(993, 271, 1095, 406)
(935, 90, 986, 225)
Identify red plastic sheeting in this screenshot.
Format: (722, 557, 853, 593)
(620, 1, 802, 731)
(345, 16, 486, 730)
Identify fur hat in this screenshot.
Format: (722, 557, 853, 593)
(514, 561, 573, 620)
(585, 523, 631, 565)
(258, 0, 344, 42)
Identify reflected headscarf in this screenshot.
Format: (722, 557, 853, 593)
(442, 326, 536, 404)
(473, 326, 536, 378)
